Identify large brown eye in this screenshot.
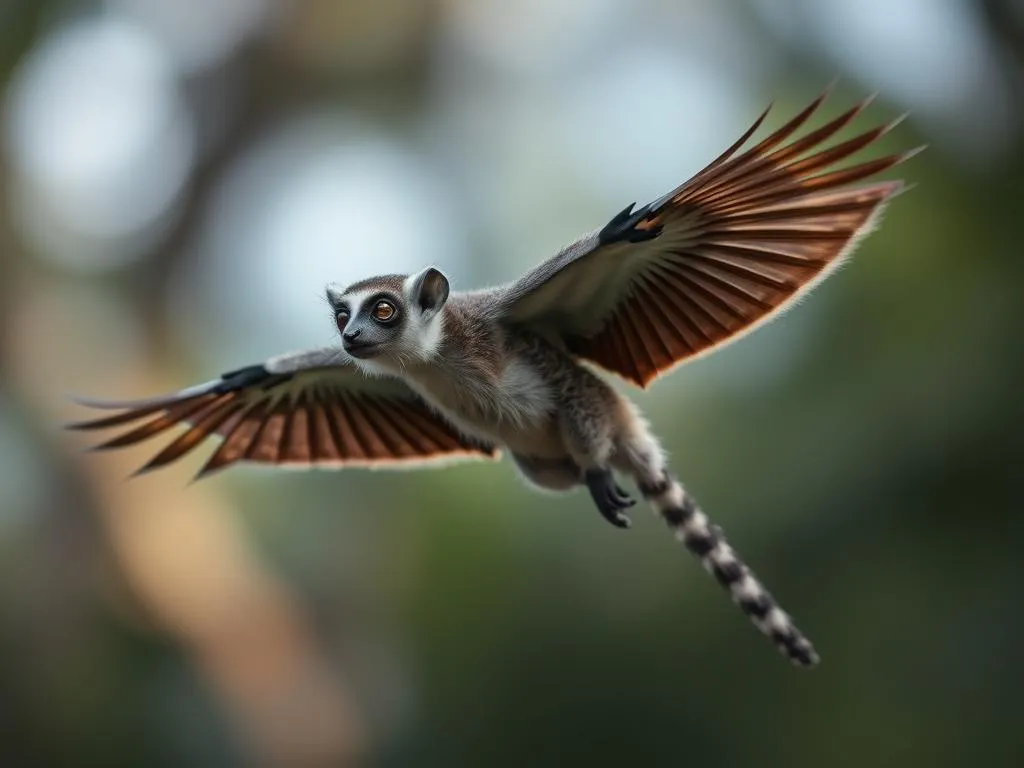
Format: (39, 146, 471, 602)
(335, 310, 349, 332)
(372, 300, 396, 322)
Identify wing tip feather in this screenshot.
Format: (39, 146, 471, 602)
(129, 459, 163, 479)
(66, 394, 144, 411)
(898, 144, 928, 165)
(191, 459, 232, 483)
(65, 416, 123, 432)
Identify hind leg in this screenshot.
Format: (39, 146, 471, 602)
(511, 454, 582, 493)
(558, 374, 637, 529)
(512, 452, 633, 525)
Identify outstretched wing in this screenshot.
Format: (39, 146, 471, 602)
(67, 347, 499, 479)
(495, 89, 921, 387)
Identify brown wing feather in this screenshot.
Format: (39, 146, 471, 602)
(501, 90, 918, 386)
(565, 91, 918, 386)
(68, 361, 499, 479)
(80, 394, 223, 449)
(372, 400, 435, 455)
(308, 401, 342, 462)
(200, 401, 268, 476)
(135, 397, 244, 475)
(281, 395, 312, 463)
(247, 407, 288, 463)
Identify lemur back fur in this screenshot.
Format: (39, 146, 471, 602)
(74, 90, 922, 671)
(343, 278, 818, 667)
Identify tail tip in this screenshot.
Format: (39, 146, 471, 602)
(785, 637, 820, 668)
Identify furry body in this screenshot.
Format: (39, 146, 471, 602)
(338, 289, 818, 666)
(70, 90, 919, 668)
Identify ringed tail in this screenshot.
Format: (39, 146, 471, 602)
(640, 471, 819, 667)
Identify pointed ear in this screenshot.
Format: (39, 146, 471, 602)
(408, 267, 449, 317)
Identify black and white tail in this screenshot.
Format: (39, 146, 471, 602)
(640, 471, 819, 667)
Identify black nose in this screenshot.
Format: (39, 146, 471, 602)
(343, 328, 361, 343)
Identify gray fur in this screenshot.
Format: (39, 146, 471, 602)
(91, 262, 819, 669)
(77, 90, 922, 669)
(323, 267, 819, 667)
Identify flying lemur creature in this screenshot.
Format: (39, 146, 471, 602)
(70, 89, 918, 668)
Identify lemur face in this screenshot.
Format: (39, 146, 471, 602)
(326, 267, 449, 367)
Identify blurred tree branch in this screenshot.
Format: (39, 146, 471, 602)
(0, 14, 370, 767)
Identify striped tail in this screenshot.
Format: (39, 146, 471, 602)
(640, 471, 819, 667)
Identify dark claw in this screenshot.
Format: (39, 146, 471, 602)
(611, 483, 635, 506)
(585, 470, 636, 529)
(597, 202, 664, 245)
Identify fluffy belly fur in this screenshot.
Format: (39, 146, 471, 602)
(406, 327, 631, 466)
(409, 362, 567, 457)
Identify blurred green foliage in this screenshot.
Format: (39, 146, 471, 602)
(2, 1, 1023, 767)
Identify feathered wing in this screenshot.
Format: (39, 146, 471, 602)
(496, 89, 921, 387)
(67, 347, 499, 479)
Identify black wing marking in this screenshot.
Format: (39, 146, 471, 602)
(497, 88, 920, 386)
(68, 348, 499, 478)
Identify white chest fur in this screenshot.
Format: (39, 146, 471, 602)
(497, 359, 556, 425)
(404, 356, 559, 453)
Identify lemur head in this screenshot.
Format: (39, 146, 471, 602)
(326, 266, 449, 368)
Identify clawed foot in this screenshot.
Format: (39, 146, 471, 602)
(585, 469, 636, 529)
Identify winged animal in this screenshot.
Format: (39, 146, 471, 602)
(69, 89, 920, 667)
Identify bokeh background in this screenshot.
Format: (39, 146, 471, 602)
(2, 0, 1023, 766)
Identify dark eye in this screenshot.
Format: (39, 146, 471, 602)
(335, 310, 349, 331)
(372, 300, 397, 323)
